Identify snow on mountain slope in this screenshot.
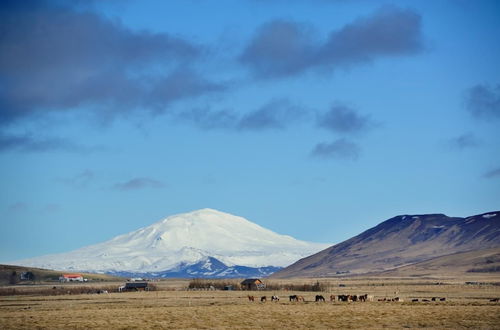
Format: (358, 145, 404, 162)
(11, 209, 329, 275)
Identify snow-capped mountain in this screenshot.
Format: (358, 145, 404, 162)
(11, 208, 329, 278)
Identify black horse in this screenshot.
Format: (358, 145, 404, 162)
(337, 295, 349, 302)
(315, 295, 325, 302)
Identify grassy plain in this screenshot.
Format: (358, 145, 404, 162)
(1, 277, 499, 329)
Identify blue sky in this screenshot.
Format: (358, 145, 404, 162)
(1, 0, 499, 262)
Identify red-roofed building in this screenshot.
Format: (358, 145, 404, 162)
(59, 274, 84, 282)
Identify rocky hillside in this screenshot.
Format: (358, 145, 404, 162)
(272, 211, 500, 278)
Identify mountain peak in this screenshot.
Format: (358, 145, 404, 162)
(12, 209, 330, 276)
(159, 208, 248, 225)
(188, 208, 226, 215)
(393, 213, 448, 221)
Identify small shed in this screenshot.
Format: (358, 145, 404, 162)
(240, 278, 264, 290)
(124, 282, 149, 291)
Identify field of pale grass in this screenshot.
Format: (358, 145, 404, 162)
(1, 278, 499, 329)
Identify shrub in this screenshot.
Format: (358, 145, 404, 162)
(188, 279, 241, 290)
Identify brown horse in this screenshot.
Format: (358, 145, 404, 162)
(359, 294, 367, 302)
(248, 295, 254, 302)
(297, 296, 305, 302)
(261, 296, 267, 302)
(330, 295, 336, 302)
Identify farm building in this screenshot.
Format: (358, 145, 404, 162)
(20, 271, 35, 281)
(59, 274, 84, 282)
(240, 278, 265, 290)
(122, 282, 149, 291)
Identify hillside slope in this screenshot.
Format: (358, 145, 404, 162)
(0, 264, 123, 285)
(272, 211, 500, 278)
(375, 247, 500, 277)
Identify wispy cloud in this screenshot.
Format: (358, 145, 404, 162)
(6, 202, 29, 213)
(240, 5, 424, 78)
(6, 201, 61, 215)
(237, 99, 308, 131)
(147, 70, 226, 111)
(176, 108, 239, 131)
(317, 104, 372, 134)
(483, 167, 500, 179)
(448, 133, 481, 150)
(57, 170, 96, 189)
(175, 99, 308, 131)
(310, 138, 360, 160)
(112, 177, 166, 191)
(465, 83, 500, 120)
(41, 203, 61, 215)
(0, 132, 99, 153)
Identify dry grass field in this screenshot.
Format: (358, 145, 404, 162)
(1, 278, 499, 329)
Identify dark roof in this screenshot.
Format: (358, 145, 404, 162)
(240, 278, 262, 285)
(125, 282, 148, 288)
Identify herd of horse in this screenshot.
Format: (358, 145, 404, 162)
(247, 294, 456, 303)
(247, 295, 280, 302)
(248, 294, 374, 303)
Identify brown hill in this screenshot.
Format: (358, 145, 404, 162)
(272, 211, 500, 278)
(0, 264, 124, 285)
(376, 247, 500, 277)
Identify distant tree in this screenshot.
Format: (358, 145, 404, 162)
(312, 281, 325, 292)
(9, 271, 19, 285)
